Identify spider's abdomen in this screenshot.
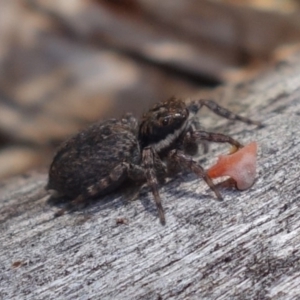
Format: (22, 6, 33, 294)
(47, 118, 140, 199)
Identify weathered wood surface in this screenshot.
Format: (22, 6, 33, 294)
(1, 54, 300, 299)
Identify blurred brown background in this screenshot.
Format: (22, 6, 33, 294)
(1, 0, 300, 179)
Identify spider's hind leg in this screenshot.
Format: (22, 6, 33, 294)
(53, 195, 86, 218)
(85, 162, 145, 198)
(54, 162, 146, 217)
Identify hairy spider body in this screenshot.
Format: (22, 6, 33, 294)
(47, 98, 260, 224)
(47, 116, 141, 199)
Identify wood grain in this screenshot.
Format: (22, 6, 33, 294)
(1, 53, 300, 299)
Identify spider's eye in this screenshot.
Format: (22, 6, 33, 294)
(162, 117, 169, 126)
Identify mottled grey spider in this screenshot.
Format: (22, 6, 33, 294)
(47, 97, 260, 224)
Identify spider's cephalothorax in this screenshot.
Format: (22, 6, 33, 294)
(47, 97, 260, 225)
(139, 98, 190, 152)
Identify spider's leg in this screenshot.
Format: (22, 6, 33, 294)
(142, 147, 165, 225)
(185, 130, 243, 153)
(83, 162, 145, 199)
(54, 195, 85, 217)
(190, 99, 261, 126)
(54, 162, 145, 217)
(168, 149, 223, 200)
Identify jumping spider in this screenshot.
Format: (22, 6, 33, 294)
(46, 98, 260, 224)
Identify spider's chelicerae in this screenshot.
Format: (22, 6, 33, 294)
(47, 98, 260, 224)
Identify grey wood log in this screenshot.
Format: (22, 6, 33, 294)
(1, 53, 300, 299)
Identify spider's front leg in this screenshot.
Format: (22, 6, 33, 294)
(185, 130, 243, 153)
(142, 147, 166, 225)
(189, 99, 261, 126)
(168, 149, 223, 200)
